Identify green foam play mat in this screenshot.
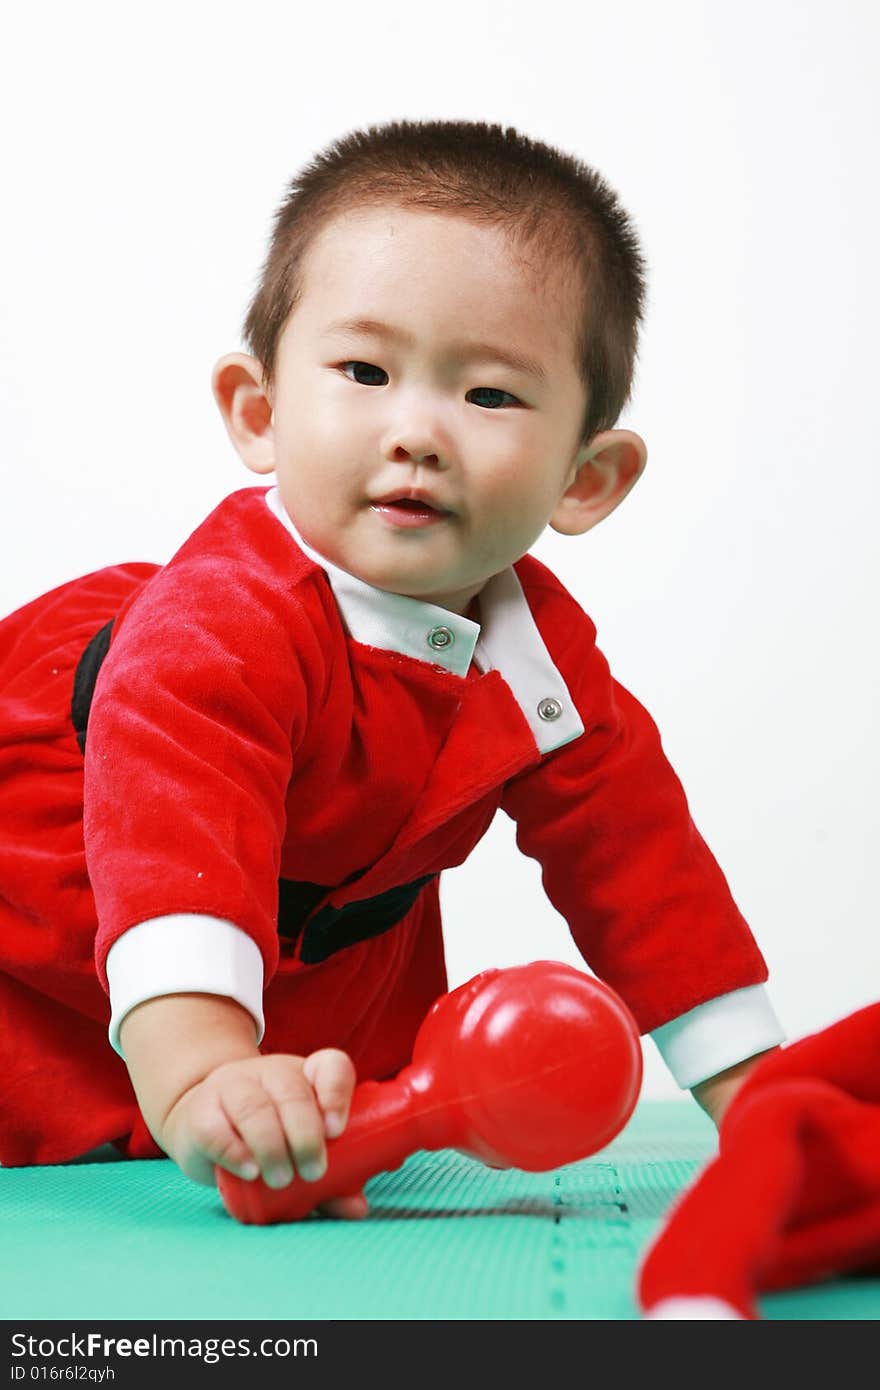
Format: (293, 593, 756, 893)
(2, 1102, 877, 1320)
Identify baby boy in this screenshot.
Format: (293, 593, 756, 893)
(0, 120, 783, 1215)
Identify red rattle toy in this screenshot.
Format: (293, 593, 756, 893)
(216, 959, 643, 1224)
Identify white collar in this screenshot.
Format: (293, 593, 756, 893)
(265, 486, 583, 754)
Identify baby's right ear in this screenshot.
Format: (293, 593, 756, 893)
(211, 353, 275, 476)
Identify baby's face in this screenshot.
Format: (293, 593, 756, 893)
(267, 206, 592, 614)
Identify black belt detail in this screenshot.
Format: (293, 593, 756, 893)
(277, 878, 330, 937)
(278, 873, 438, 964)
(71, 620, 115, 754)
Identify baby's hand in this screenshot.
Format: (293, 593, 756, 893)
(161, 1049, 368, 1218)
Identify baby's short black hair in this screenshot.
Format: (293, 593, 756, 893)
(243, 119, 647, 446)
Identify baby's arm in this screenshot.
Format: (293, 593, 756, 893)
(690, 1047, 782, 1128)
(119, 993, 367, 1216)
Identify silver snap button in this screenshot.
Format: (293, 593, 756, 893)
(427, 626, 455, 651)
(537, 697, 563, 722)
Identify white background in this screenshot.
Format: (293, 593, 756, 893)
(2, 1, 877, 1100)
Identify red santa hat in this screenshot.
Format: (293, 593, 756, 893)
(637, 1001, 880, 1319)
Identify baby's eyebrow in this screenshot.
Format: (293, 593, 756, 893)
(322, 316, 548, 384)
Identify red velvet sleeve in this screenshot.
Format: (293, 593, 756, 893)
(501, 568, 768, 1035)
(84, 548, 322, 992)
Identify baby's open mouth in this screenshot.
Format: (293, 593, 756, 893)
(371, 496, 453, 527)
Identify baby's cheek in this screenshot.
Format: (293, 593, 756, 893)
(483, 479, 551, 548)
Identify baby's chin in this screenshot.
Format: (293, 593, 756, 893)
(284, 509, 489, 611)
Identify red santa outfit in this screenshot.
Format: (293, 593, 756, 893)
(0, 486, 783, 1167)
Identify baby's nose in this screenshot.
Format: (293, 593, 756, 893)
(381, 401, 452, 468)
(387, 442, 443, 467)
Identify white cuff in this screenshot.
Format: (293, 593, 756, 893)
(105, 915, 265, 1058)
(644, 1297, 744, 1320)
(650, 984, 785, 1089)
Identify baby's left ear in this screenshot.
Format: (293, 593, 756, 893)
(211, 352, 276, 476)
(550, 430, 647, 536)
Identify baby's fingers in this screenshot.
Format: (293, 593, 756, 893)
(221, 1069, 323, 1189)
(259, 1059, 331, 1184)
(318, 1191, 370, 1221)
(301, 1048, 358, 1140)
(169, 1093, 260, 1187)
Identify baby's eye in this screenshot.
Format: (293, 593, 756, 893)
(466, 387, 521, 410)
(340, 360, 388, 386)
